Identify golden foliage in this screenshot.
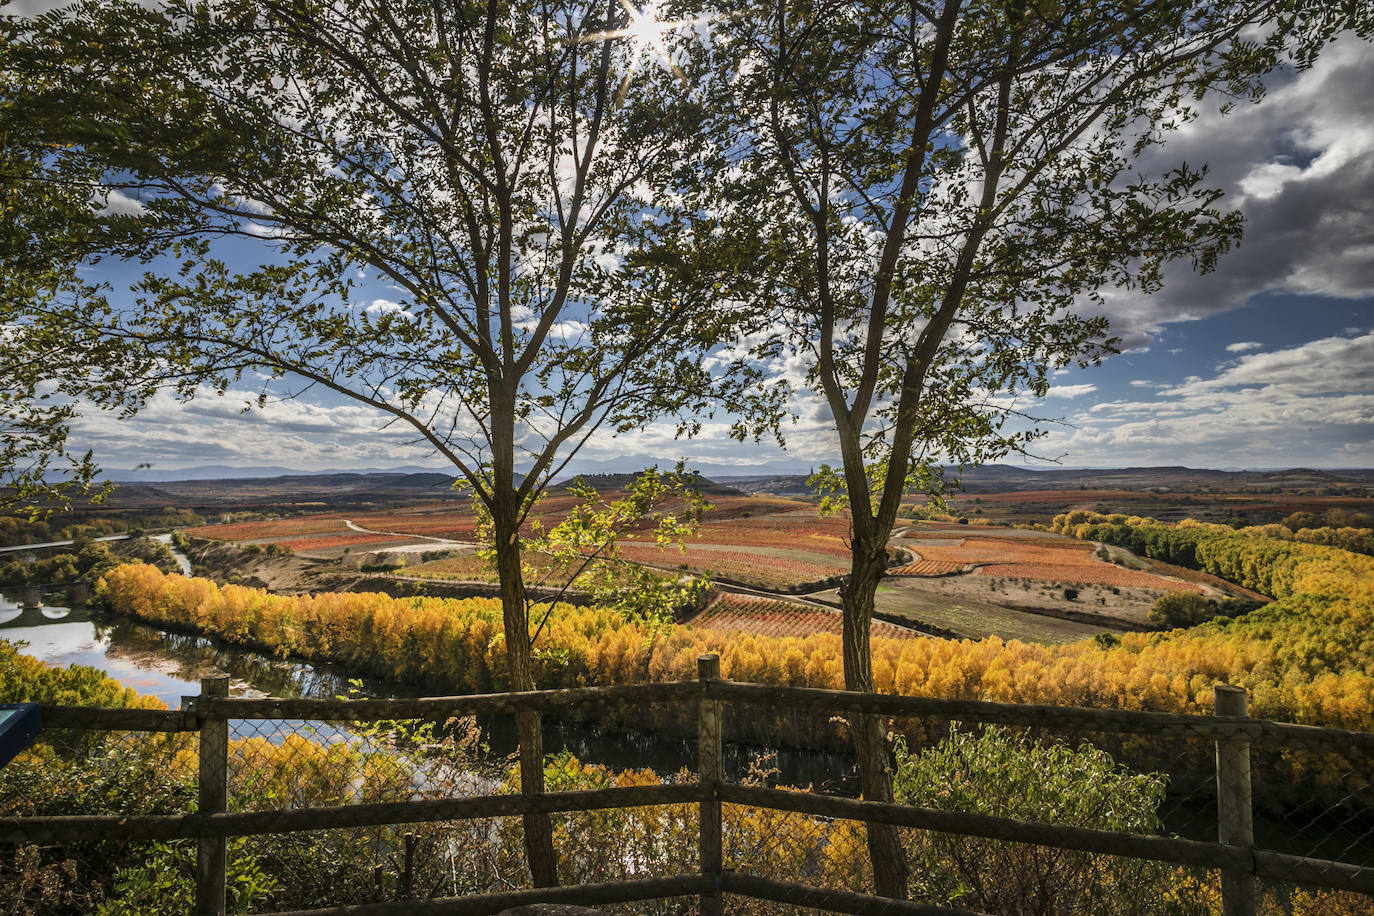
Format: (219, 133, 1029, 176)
(98, 536, 1374, 731)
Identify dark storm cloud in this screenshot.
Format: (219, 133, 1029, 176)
(1102, 37, 1374, 338)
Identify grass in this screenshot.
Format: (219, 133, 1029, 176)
(872, 581, 1110, 644)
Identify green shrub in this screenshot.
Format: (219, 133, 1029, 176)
(1148, 591, 1217, 629)
(893, 726, 1204, 915)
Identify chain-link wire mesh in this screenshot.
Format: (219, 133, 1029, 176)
(714, 693, 1374, 915)
(1253, 732, 1374, 865)
(220, 693, 706, 910)
(5, 687, 1373, 915)
(0, 725, 196, 914)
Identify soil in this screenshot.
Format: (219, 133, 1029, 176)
(182, 537, 411, 595)
(181, 537, 594, 605)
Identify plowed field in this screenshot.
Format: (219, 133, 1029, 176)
(187, 518, 348, 540)
(889, 560, 966, 576)
(616, 543, 843, 588)
(686, 514, 854, 558)
(690, 594, 917, 640)
(277, 533, 413, 552)
(899, 534, 1203, 591)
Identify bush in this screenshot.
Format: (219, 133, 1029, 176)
(893, 726, 1201, 914)
(1148, 591, 1217, 629)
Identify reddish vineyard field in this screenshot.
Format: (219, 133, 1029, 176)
(686, 514, 854, 559)
(187, 518, 348, 540)
(970, 562, 1203, 591)
(889, 559, 966, 576)
(348, 510, 477, 540)
(277, 533, 413, 552)
(690, 594, 916, 640)
(349, 494, 816, 541)
(901, 534, 1203, 591)
(615, 543, 842, 588)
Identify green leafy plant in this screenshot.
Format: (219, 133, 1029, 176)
(893, 726, 1203, 914)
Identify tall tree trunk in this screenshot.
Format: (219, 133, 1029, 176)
(841, 535, 910, 899)
(493, 510, 558, 887)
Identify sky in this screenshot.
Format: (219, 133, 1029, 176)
(56, 27, 1374, 478)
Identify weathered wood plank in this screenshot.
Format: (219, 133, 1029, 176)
(1215, 685, 1257, 916)
(720, 873, 975, 915)
(717, 783, 1252, 871)
(0, 784, 700, 844)
(196, 675, 231, 916)
(38, 705, 196, 732)
(704, 681, 1374, 747)
(696, 655, 723, 916)
(251, 875, 714, 915)
(201, 681, 696, 720)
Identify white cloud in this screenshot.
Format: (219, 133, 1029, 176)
(1164, 333, 1374, 397)
(91, 188, 147, 217)
(68, 385, 463, 473)
(1036, 332, 1374, 467)
(1225, 341, 1263, 353)
(1048, 384, 1097, 399)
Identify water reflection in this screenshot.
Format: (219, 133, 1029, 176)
(1, 584, 398, 708)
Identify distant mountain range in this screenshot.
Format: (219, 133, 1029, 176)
(85, 462, 1374, 512)
(105, 459, 1374, 485)
(102, 464, 458, 482)
(102, 457, 819, 483)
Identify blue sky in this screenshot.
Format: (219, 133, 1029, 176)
(62, 31, 1374, 477)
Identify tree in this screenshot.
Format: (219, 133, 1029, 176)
(1147, 591, 1216, 629)
(4, 0, 777, 884)
(0, 110, 132, 516)
(706, 0, 1365, 897)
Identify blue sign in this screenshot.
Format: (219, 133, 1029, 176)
(0, 704, 42, 768)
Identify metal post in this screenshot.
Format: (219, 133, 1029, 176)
(698, 654, 723, 916)
(195, 674, 230, 916)
(1215, 684, 1255, 916)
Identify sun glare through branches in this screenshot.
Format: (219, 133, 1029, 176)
(575, 0, 711, 104)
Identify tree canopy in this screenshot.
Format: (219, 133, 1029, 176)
(688, 0, 1368, 896)
(2, 0, 779, 886)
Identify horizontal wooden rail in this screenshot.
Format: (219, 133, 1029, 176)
(719, 873, 977, 915)
(37, 682, 1374, 751)
(38, 705, 195, 732)
(0, 783, 702, 844)
(1251, 849, 1374, 894)
(716, 784, 1374, 896)
(704, 680, 1374, 748)
(19, 676, 1374, 914)
(718, 782, 1250, 870)
(255, 874, 716, 915)
(199, 680, 697, 720)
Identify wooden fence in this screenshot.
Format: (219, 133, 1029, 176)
(5, 654, 1374, 915)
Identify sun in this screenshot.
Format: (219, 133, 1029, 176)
(623, 1, 673, 54)
(573, 0, 710, 103)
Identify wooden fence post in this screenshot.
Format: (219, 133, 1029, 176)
(698, 654, 723, 916)
(1215, 684, 1256, 916)
(400, 832, 417, 899)
(196, 675, 230, 916)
